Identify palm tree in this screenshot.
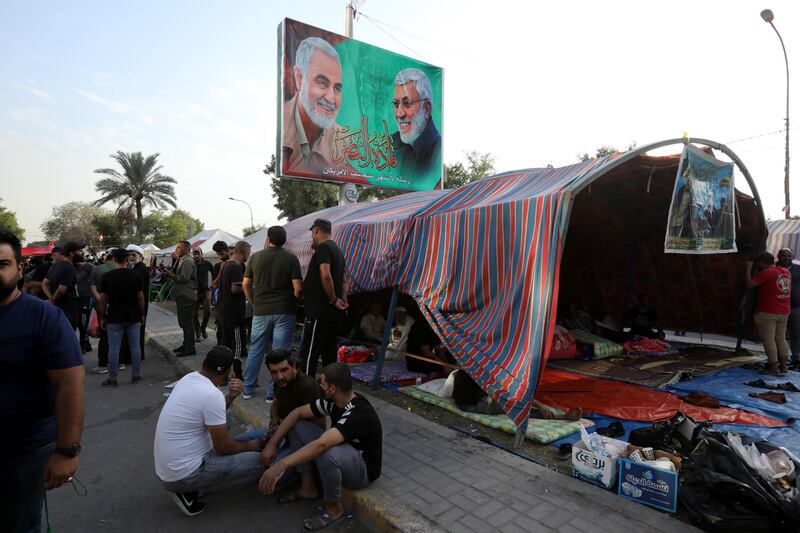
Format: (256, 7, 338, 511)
(94, 151, 178, 238)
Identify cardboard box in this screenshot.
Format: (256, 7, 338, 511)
(617, 451, 680, 513)
(572, 440, 625, 490)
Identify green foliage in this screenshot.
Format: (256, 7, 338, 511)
(41, 202, 105, 245)
(243, 224, 266, 237)
(577, 141, 638, 162)
(266, 155, 338, 221)
(444, 151, 495, 189)
(139, 210, 204, 248)
(94, 151, 178, 238)
(92, 210, 135, 247)
(0, 198, 24, 239)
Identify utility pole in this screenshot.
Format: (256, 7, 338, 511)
(338, 1, 359, 206)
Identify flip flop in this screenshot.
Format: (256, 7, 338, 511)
(303, 511, 351, 531)
(277, 491, 318, 505)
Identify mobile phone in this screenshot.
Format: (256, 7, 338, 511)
(232, 359, 243, 380)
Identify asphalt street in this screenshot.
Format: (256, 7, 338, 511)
(45, 341, 370, 533)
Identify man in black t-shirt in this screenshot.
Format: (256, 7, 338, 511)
(300, 219, 349, 377)
(211, 241, 230, 344)
(218, 241, 251, 358)
(192, 249, 212, 341)
(405, 316, 445, 375)
(42, 242, 82, 330)
(98, 248, 145, 386)
(259, 363, 381, 531)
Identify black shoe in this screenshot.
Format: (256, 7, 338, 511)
(201, 330, 208, 339)
(172, 347, 184, 353)
(169, 491, 206, 517)
(101, 378, 117, 388)
(131, 376, 142, 384)
(177, 350, 197, 357)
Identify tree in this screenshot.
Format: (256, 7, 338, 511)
(577, 141, 638, 162)
(139, 210, 204, 248)
(94, 151, 178, 238)
(444, 151, 495, 189)
(0, 198, 24, 239)
(243, 224, 266, 237)
(41, 202, 104, 244)
(92, 210, 135, 247)
(266, 155, 338, 221)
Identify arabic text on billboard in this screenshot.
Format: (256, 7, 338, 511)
(277, 18, 443, 191)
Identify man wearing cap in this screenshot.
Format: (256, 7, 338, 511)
(42, 241, 83, 331)
(127, 244, 150, 362)
(162, 240, 197, 356)
(300, 219, 348, 377)
(89, 251, 118, 374)
(154, 346, 264, 516)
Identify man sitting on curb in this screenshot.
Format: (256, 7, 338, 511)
(153, 346, 263, 516)
(258, 362, 382, 531)
(233, 348, 322, 491)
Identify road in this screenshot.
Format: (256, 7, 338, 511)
(45, 341, 370, 533)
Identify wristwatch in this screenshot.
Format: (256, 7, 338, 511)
(55, 444, 82, 458)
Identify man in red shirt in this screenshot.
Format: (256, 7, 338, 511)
(747, 251, 791, 375)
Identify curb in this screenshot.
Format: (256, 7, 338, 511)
(146, 333, 442, 533)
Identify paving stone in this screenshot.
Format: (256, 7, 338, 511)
(457, 514, 488, 532)
(486, 506, 519, 528)
(558, 524, 584, 533)
(435, 505, 466, 525)
(540, 508, 574, 530)
(473, 499, 506, 520)
(501, 521, 531, 533)
(569, 515, 610, 533)
(526, 500, 558, 521)
(447, 492, 478, 512)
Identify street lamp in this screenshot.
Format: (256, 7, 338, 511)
(228, 197, 254, 231)
(760, 8, 791, 218)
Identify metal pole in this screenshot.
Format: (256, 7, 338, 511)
(229, 197, 254, 230)
(338, 2, 359, 206)
(372, 286, 399, 388)
(762, 10, 790, 218)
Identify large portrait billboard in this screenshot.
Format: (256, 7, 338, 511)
(277, 18, 443, 191)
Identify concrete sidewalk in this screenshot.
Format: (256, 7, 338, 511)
(145, 304, 697, 533)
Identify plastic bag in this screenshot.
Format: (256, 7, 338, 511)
(87, 309, 100, 338)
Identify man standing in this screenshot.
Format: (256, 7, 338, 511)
(218, 241, 251, 359)
(390, 68, 441, 177)
(154, 346, 263, 516)
(259, 363, 382, 530)
(127, 244, 150, 362)
(300, 219, 348, 377)
(282, 37, 347, 177)
(242, 226, 302, 400)
(777, 248, 800, 369)
(90, 251, 118, 374)
(26, 251, 55, 298)
(74, 253, 95, 353)
(0, 231, 85, 533)
(98, 248, 145, 387)
(192, 249, 212, 342)
(42, 241, 83, 331)
(164, 241, 197, 356)
(211, 241, 230, 344)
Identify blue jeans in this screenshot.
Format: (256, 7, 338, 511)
(108, 322, 141, 380)
(244, 314, 296, 396)
(233, 428, 296, 490)
(0, 443, 54, 533)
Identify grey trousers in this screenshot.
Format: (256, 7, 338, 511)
(160, 449, 263, 494)
(289, 421, 370, 503)
(175, 296, 196, 352)
(789, 306, 800, 362)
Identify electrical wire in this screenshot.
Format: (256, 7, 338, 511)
(358, 12, 425, 60)
(358, 11, 464, 58)
(725, 127, 793, 145)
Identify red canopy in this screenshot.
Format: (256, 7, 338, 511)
(21, 245, 54, 257)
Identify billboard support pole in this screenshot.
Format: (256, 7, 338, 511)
(338, 2, 359, 206)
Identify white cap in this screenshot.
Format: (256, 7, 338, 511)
(126, 244, 144, 257)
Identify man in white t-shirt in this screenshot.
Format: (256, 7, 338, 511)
(386, 306, 414, 359)
(154, 346, 263, 516)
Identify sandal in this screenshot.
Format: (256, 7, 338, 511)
(278, 490, 318, 505)
(303, 511, 350, 531)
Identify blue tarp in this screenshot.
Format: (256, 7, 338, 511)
(667, 367, 800, 422)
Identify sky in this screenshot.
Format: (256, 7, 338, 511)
(1, 0, 798, 244)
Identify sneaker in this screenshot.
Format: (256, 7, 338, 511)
(172, 347, 184, 353)
(91, 367, 109, 375)
(169, 491, 206, 517)
(177, 350, 197, 357)
(132, 376, 142, 384)
(265, 396, 273, 406)
(118, 364, 126, 371)
(242, 393, 253, 400)
(195, 336, 202, 343)
(101, 378, 117, 387)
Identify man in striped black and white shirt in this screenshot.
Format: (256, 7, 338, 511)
(258, 362, 382, 531)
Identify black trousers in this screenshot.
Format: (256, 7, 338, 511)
(176, 296, 196, 352)
(77, 297, 91, 347)
(221, 325, 247, 358)
(193, 290, 211, 336)
(299, 318, 339, 378)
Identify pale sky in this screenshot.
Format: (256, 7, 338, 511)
(1, 0, 798, 244)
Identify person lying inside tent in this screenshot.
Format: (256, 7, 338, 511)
(405, 319, 454, 377)
(622, 293, 665, 340)
(560, 303, 598, 334)
(452, 369, 582, 420)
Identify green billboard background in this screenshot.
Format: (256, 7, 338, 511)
(278, 18, 443, 191)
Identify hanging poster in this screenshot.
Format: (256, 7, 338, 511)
(665, 145, 736, 254)
(277, 18, 444, 191)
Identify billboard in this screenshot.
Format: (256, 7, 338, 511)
(277, 18, 443, 191)
(664, 145, 736, 254)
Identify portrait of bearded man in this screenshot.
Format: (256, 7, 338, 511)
(389, 68, 441, 178)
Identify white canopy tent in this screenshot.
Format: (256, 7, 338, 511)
(244, 227, 269, 253)
(152, 229, 241, 266)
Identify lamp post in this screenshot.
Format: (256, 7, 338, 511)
(761, 8, 791, 218)
(228, 197, 254, 231)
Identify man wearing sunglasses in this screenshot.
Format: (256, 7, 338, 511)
(390, 67, 441, 177)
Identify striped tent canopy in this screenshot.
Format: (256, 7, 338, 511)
(766, 219, 800, 255)
(283, 141, 765, 425)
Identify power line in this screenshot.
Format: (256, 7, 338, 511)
(358, 11, 464, 59)
(725, 127, 794, 145)
(358, 12, 425, 60)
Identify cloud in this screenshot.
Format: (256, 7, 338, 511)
(13, 80, 54, 103)
(73, 89, 134, 113)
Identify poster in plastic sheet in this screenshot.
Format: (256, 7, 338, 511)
(664, 145, 736, 254)
(277, 18, 443, 191)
